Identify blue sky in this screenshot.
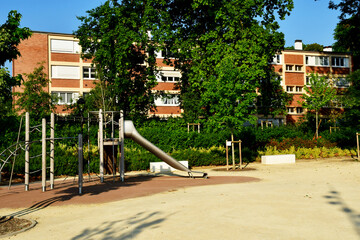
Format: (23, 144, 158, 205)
(1, 0, 341, 69)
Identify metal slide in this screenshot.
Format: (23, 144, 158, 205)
(124, 120, 207, 178)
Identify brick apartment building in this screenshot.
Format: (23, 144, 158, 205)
(13, 32, 352, 123)
(13, 31, 182, 117)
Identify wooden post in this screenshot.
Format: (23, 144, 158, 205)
(99, 109, 104, 182)
(231, 134, 235, 169)
(25, 112, 30, 191)
(239, 140, 242, 167)
(50, 113, 55, 189)
(42, 118, 46, 192)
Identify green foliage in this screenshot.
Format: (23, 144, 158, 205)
(169, 0, 293, 131)
(75, 0, 170, 118)
(258, 145, 355, 159)
(300, 73, 337, 138)
(342, 70, 360, 128)
(329, 0, 360, 67)
(304, 43, 324, 52)
(0, 10, 32, 116)
(266, 137, 336, 150)
(14, 63, 55, 118)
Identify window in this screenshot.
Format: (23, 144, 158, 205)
(154, 94, 180, 106)
(287, 107, 294, 114)
(295, 86, 303, 92)
(52, 92, 79, 105)
(295, 65, 302, 71)
(156, 71, 181, 82)
(296, 107, 303, 114)
(51, 66, 80, 79)
(286, 86, 294, 92)
(332, 57, 349, 67)
(286, 65, 293, 71)
(83, 67, 97, 79)
(306, 56, 329, 66)
(51, 39, 79, 53)
(306, 76, 311, 85)
(272, 54, 281, 64)
(155, 48, 175, 58)
(334, 78, 350, 88)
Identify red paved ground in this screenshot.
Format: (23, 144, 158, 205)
(0, 175, 259, 209)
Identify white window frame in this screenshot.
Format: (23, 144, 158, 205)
(52, 92, 79, 105)
(286, 86, 294, 92)
(295, 86, 303, 93)
(156, 71, 181, 82)
(331, 56, 349, 67)
(334, 77, 350, 88)
(287, 107, 295, 114)
(296, 107, 303, 114)
(272, 54, 282, 64)
(50, 39, 80, 54)
(154, 94, 180, 106)
(83, 66, 97, 79)
(305, 56, 329, 66)
(51, 65, 80, 79)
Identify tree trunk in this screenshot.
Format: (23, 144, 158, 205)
(316, 110, 319, 139)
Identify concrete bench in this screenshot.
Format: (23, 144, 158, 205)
(150, 161, 189, 173)
(261, 154, 295, 164)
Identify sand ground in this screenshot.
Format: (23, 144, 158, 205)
(1, 158, 360, 240)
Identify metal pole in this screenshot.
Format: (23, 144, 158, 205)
(25, 112, 30, 191)
(357, 133, 359, 160)
(226, 141, 229, 171)
(78, 134, 83, 194)
(42, 118, 46, 192)
(119, 110, 125, 182)
(99, 109, 104, 182)
(50, 113, 55, 189)
(88, 112, 90, 181)
(198, 124, 200, 133)
(111, 112, 115, 182)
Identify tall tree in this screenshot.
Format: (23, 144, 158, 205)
(0, 10, 32, 115)
(166, 0, 293, 135)
(300, 73, 337, 138)
(329, 0, 360, 68)
(75, 0, 171, 118)
(14, 64, 55, 118)
(341, 69, 360, 127)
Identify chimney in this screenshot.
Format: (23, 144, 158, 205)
(294, 40, 303, 50)
(323, 46, 333, 52)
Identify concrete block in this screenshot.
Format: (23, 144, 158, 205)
(150, 161, 189, 173)
(261, 154, 295, 164)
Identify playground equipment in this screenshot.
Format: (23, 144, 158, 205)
(1, 109, 206, 194)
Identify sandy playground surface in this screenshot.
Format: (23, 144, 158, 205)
(1, 158, 360, 240)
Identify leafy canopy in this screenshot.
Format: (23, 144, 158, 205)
(75, 0, 172, 118)
(0, 10, 32, 116)
(14, 63, 55, 118)
(166, 0, 293, 130)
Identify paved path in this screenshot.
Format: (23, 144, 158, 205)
(1, 159, 360, 240)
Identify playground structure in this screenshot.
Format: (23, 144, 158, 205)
(0, 110, 206, 194)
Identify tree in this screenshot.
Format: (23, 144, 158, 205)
(329, 0, 360, 68)
(257, 71, 293, 118)
(300, 73, 337, 138)
(166, 0, 293, 135)
(304, 43, 324, 51)
(75, 0, 171, 119)
(341, 69, 360, 127)
(14, 64, 55, 118)
(0, 10, 32, 115)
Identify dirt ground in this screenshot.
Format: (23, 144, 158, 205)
(1, 158, 360, 239)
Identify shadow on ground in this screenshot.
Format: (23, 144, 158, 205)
(324, 189, 360, 237)
(71, 211, 171, 240)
